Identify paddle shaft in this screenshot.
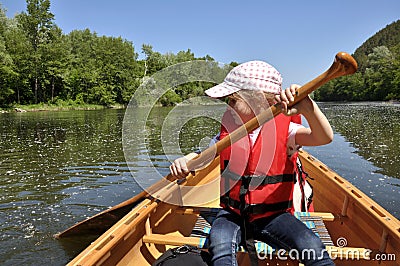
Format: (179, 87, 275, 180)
(187, 52, 357, 171)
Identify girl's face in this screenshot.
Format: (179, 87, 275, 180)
(227, 91, 276, 123)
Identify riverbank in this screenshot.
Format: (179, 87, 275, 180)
(1, 100, 398, 114)
(0, 103, 125, 113)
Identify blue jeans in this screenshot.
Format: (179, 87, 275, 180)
(208, 209, 334, 266)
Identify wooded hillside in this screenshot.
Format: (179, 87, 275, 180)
(314, 20, 400, 101)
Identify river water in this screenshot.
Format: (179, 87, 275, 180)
(0, 103, 399, 265)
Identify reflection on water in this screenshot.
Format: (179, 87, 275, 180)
(0, 103, 399, 265)
(0, 110, 137, 265)
(304, 102, 399, 223)
(320, 102, 400, 179)
(145, 106, 222, 156)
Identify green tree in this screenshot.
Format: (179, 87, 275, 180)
(363, 46, 395, 100)
(316, 20, 400, 102)
(17, 0, 55, 103)
(63, 29, 98, 102)
(0, 5, 17, 105)
(141, 44, 169, 74)
(387, 43, 400, 100)
(41, 26, 69, 102)
(159, 90, 182, 106)
(90, 35, 138, 105)
(0, 38, 16, 105)
(62, 30, 139, 106)
(3, 18, 33, 104)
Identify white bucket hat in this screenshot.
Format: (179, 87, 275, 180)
(205, 60, 282, 98)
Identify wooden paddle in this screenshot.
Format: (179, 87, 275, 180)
(186, 51, 358, 172)
(55, 52, 357, 238)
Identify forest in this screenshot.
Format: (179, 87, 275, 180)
(0, 0, 399, 110)
(314, 20, 400, 101)
(0, 0, 235, 109)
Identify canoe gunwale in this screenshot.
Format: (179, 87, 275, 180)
(298, 150, 400, 261)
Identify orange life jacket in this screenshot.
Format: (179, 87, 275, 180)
(219, 110, 300, 221)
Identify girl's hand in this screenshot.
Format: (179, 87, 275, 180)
(274, 84, 313, 116)
(169, 152, 198, 179)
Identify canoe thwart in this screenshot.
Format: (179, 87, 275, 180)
(143, 234, 203, 247)
(176, 207, 336, 222)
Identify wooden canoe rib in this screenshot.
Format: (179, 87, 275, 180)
(67, 150, 400, 266)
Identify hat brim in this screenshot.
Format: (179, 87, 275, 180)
(204, 83, 241, 98)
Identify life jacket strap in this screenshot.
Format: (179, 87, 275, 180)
(296, 157, 314, 212)
(220, 196, 293, 215)
(222, 168, 295, 185)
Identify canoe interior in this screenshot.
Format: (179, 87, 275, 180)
(300, 150, 400, 265)
(67, 150, 400, 266)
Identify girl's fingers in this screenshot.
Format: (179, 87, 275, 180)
(170, 158, 190, 178)
(280, 101, 288, 114)
(274, 94, 281, 103)
(169, 164, 177, 177)
(280, 90, 289, 104)
(170, 164, 180, 177)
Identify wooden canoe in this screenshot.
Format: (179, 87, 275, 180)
(66, 149, 399, 265)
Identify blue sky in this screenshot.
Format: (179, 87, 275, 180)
(1, 0, 400, 88)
